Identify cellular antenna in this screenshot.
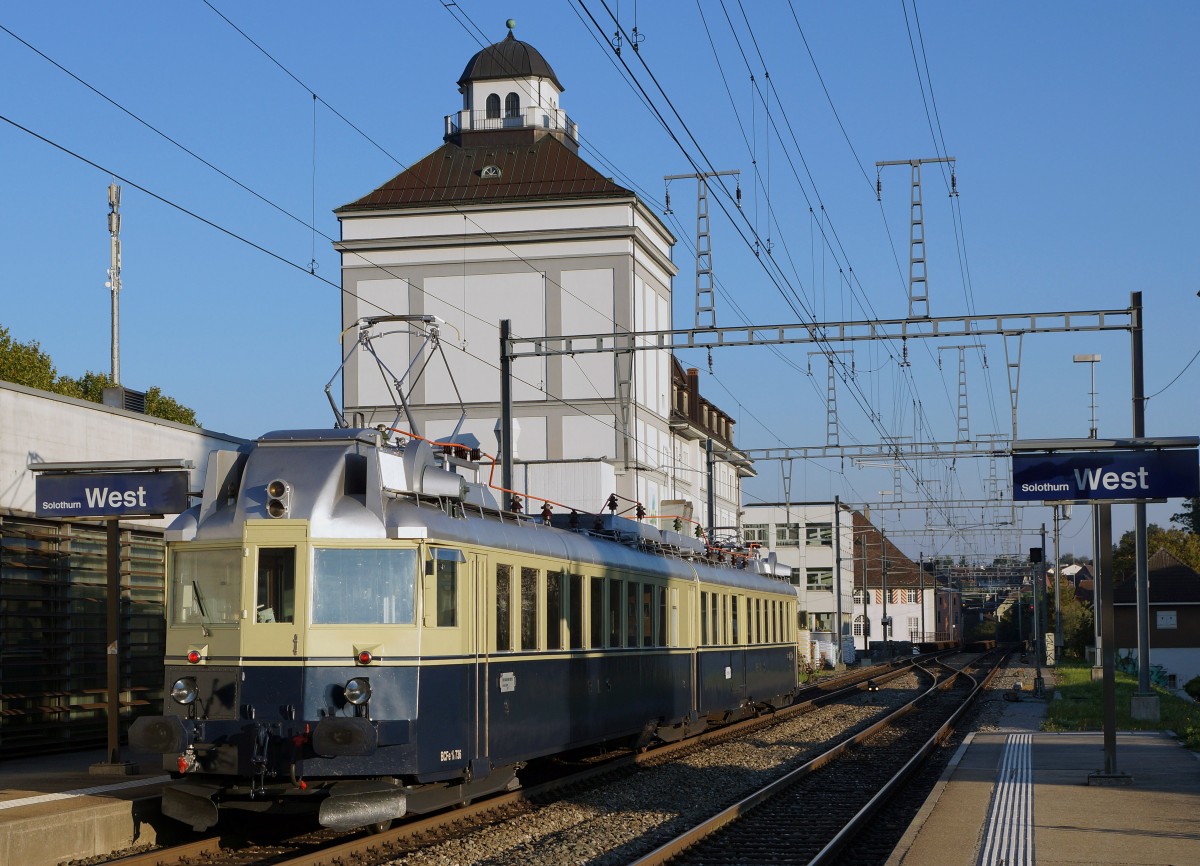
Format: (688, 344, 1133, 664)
(106, 183, 122, 385)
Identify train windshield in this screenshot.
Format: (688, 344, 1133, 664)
(171, 547, 243, 626)
(312, 547, 417, 624)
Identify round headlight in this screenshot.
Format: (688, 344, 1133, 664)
(171, 677, 198, 705)
(344, 677, 371, 706)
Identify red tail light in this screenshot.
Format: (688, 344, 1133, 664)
(186, 650, 201, 664)
(357, 650, 373, 665)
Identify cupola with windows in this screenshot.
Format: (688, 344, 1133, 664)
(444, 19, 579, 150)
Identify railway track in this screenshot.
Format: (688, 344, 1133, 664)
(631, 652, 1000, 865)
(104, 656, 961, 866)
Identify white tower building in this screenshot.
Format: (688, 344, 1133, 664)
(335, 24, 749, 527)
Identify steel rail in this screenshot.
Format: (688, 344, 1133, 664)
(807, 654, 1003, 865)
(626, 651, 999, 866)
(108, 836, 224, 866)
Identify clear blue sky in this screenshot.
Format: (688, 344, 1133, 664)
(2, 2, 1197, 562)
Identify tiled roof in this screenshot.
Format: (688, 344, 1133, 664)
(850, 510, 927, 588)
(1114, 548, 1200, 604)
(337, 136, 631, 212)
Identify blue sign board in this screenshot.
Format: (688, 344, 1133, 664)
(1012, 449, 1199, 502)
(36, 471, 189, 517)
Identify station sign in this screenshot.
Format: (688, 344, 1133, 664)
(35, 471, 189, 517)
(1012, 448, 1199, 502)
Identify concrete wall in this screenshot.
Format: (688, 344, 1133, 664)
(1, 381, 245, 523)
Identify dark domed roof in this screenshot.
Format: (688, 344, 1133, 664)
(458, 30, 564, 91)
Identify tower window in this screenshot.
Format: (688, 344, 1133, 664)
(485, 94, 500, 119)
(505, 92, 520, 118)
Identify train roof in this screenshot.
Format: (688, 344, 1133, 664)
(167, 429, 793, 595)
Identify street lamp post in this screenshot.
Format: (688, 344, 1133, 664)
(1075, 352, 1103, 676)
(1073, 353, 1101, 439)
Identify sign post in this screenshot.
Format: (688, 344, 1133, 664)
(1012, 436, 1199, 785)
(30, 459, 192, 775)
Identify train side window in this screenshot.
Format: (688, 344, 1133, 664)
(256, 548, 295, 623)
(608, 578, 622, 648)
(700, 592, 709, 645)
(720, 595, 728, 645)
(748, 597, 755, 644)
(496, 564, 512, 651)
(546, 571, 562, 651)
(569, 574, 583, 650)
(641, 584, 653, 647)
(670, 587, 679, 647)
(428, 548, 463, 627)
(657, 585, 667, 647)
(590, 577, 604, 648)
(626, 582, 639, 647)
(731, 595, 740, 645)
(520, 567, 539, 651)
(756, 598, 763, 644)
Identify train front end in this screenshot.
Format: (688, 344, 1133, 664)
(130, 429, 464, 832)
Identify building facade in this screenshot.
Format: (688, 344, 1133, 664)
(740, 501, 855, 667)
(850, 510, 962, 656)
(1114, 548, 1200, 691)
(0, 380, 242, 756)
(334, 25, 748, 531)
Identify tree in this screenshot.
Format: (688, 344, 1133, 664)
(0, 325, 199, 426)
(1045, 577, 1094, 660)
(0, 325, 60, 392)
(1171, 498, 1199, 535)
(144, 385, 198, 426)
(1111, 524, 1200, 578)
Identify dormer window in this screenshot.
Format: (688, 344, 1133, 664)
(485, 94, 501, 119)
(481, 165, 502, 179)
(504, 92, 520, 119)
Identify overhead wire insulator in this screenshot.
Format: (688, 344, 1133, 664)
(510, 495, 523, 513)
(635, 502, 646, 520)
(735, 181, 742, 209)
(664, 186, 671, 215)
(950, 170, 958, 197)
(606, 493, 619, 513)
(876, 172, 882, 201)
(540, 502, 552, 524)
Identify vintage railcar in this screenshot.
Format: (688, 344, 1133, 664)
(131, 428, 800, 832)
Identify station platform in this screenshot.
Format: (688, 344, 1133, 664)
(0, 749, 171, 866)
(889, 723, 1200, 865)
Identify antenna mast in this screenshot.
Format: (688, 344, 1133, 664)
(106, 183, 122, 385)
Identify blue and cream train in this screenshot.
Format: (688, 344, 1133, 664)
(131, 428, 802, 832)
